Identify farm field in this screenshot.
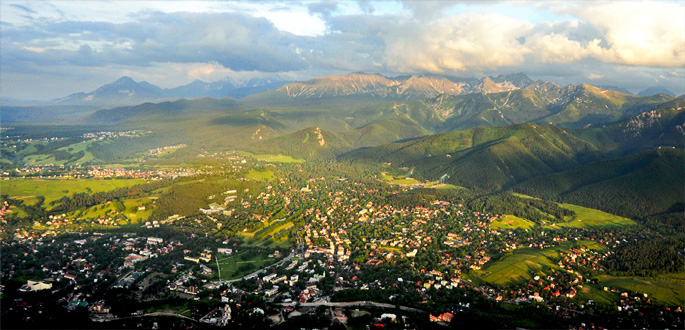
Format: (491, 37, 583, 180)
(3, 178, 147, 206)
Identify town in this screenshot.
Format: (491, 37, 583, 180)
(2, 154, 683, 329)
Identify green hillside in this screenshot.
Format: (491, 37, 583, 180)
(345, 123, 598, 190)
(515, 147, 684, 220)
(246, 127, 352, 159)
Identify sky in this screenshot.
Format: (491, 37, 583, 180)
(1, 0, 684, 100)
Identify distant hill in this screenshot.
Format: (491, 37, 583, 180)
(597, 85, 633, 95)
(87, 97, 241, 123)
(51, 76, 290, 106)
(54, 76, 168, 106)
(638, 86, 675, 97)
(0, 105, 100, 124)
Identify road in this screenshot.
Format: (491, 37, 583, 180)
(277, 300, 423, 312)
(93, 311, 196, 322)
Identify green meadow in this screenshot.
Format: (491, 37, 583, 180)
(474, 245, 567, 285)
(490, 215, 535, 230)
(253, 154, 305, 163)
(4, 178, 147, 206)
(245, 169, 276, 182)
(554, 204, 635, 228)
(215, 250, 277, 280)
(596, 274, 685, 306)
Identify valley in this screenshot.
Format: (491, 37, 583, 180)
(1, 73, 684, 330)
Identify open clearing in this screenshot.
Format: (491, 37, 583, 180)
(4, 178, 147, 206)
(490, 215, 535, 230)
(474, 245, 567, 285)
(555, 204, 635, 228)
(596, 274, 685, 306)
(253, 154, 305, 163)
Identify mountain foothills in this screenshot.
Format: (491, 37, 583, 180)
(1, 72, 684, 329)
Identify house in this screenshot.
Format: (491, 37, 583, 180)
(273, 275, 288, 284)
(200, 264, 213, 275)
(147, 237, 163, 244)
(19, 280, 52, 292)
(265, 287, 279, 296)
(439, 312, 454, 323)
(200, 250, 212, 262)
(218, 248, 232, 255)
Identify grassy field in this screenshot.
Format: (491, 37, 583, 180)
(490, 215, 535, 230)
(553, 204, 635, 228)
(253, 154, 305, 163)
(576, 239, 607, 251)
(380, 172, 421, 185)
(596, 274, 685, 306)
(576, 285, 620, 305)
(487, 199, 635, 230)
(216, 250, 277, 280)
(474, 244, 569, 285)
(66, 197, 154, 223)
(245, 169, 276, 182)
(4, 178, 147, 206)
(254, 221, 294, 241)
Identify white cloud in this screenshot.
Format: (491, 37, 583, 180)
(2, 0, 685, 99)
(546, 1, 685, 67)
(384, 13, 533, 73)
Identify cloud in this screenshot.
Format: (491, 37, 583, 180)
(1, 11, 308, 72)
(1, 0, 684, 99)
(10, 4, 37, 14)
(539, 1, 685, 67)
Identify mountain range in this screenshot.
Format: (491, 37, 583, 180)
(1, 71, 683, 224)
(2, 72, 677, 108)
(27, 76, 291, 107)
